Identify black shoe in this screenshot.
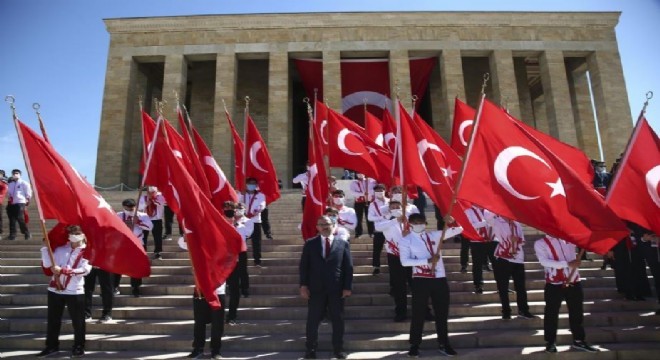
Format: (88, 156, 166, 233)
(372, 267, 380, 275)
(333, 351, 347, 359)
(98, 314, 112, 323)
(154, 252, 162, 260)
(8, 235, 16, 240)
(507, 288, 515, 293)
(113, 287, 120, 296)
(84, 314, 92, 321)
(131, 287, 140, 298)
(226, 319, 237, 325)
(484, 264, 493, 272)
(600, 265, 607, 270)
(474, 286, 483, 294)
(518, 311, 537, 319)
(460, 266, 467, 273)
(211, 350, 222, 359)
(438, 343, 457, 357)
(36, 347, 59, 357)
(425, 311, 434, 321)
(187, 348, 204, 358)
(394, 314, 407, 322)
(408, 345, 420, 358)
(304, 350, 317, 359)
(25, 232, 32, 240)
(266, 233, 273, 240)
(655, 309, 660, 316)
(545, 343, 557, 353)
(71, 346, 85, 358)
(502, 312, 511, 320)
(572, 340, 599, 352)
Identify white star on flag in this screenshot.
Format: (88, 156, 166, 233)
(441, 166, 457, 180)
(546, 178, 566, 198)
(94, 195, 115, 213)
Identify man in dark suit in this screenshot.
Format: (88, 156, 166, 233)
(299, 215, 354, 359)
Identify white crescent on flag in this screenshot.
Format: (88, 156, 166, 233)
(203, 155, 227, 195)
(417, 139, 444, 185)
(249, 142, 268, 173)
(494, 146, 561, 200)
(459, 120, 474, 146)
(307, 164, 322, 206)
(342, 91, 389, 113)
(646, 165, 660, 208)
(338, 128, 364, 156)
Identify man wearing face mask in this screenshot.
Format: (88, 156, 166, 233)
(299, 215, 353, 359)
(37, 225, 92, 358)
(349, 173, 376, 239)
(591, 161, 611, 196)
(138, 186, 166, 260)
(240, 177, 267, 266)
(224, 201, 255, 325)
(323, 208, 351, 242)
(368, 184, 390, 275)
(399, 213, 463, 357)
(116, 199, 153, 297)
(375, 199, 420, 322)
(6, 169, 32, 240)
(330, 190, 357, 235)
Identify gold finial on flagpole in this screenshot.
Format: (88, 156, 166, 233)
(5, 95, 16, 117)
(411, 95, 418, 110)
(32, 102, 40, 114)
(303, 97, 310, 105)
(481, 73, 490, 95)
(244, 96, 250, 108)
(641, 91, 653, 116)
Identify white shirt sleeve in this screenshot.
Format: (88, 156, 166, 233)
(534, 239, 569, 269)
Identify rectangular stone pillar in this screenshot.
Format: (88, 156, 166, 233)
(213, 51, 237, 182)
(533, 96, 550, 135)
(539, 50, 578, 146)
(389, 49, 411, 106)
(489, 50, 521, 119)
(322, 50, 342, 111)
(513, 58, 535, 126)
(428, 60, 446, 138)
(587, 50, 633, 164)
(438, 50, 465, 138)
(96, 53, 138, 187)
(267, 50, 291, 187)
(162, 54, 188, 122)
(567, 65, 600, 159)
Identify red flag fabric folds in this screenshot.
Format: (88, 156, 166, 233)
(192, 127, 239, 207)
(139, 111, 158, 175)
(607, 117, 660, 235)
(177, 108, 211, 197)
(457, 100, 627, 254)
(450, 98, 476, 158)
(17, 119, 150, 278)
(301, 123, 329, 240)
(365, 110, 384, 146)
(226, 110, 245, 192)
(245, 115, 281, 204)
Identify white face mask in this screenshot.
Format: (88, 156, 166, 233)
(333, 197, 344, 206)
(68, 234, 85, 243)
(391, 193, 402, 202)
(390, 209, 403, 218)
(374, 191, 385, 199)
(411, 224, 426, 233)
(235, 209, 245, 217)
(12, 173, 21, 180)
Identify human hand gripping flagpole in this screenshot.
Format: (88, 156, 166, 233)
(431, 73, 490, 273)
(6, 95, 62, 290)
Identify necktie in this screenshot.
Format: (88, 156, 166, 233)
(325, 237, 331, 258)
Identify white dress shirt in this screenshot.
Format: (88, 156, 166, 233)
(367, 197, 390, 224)
(240, 192, 266, 223)
(7, 178, 32, 204)
(399, 227, 463, 278)
(41, 243, 92, 295)
(293, 172, 309, 194)
(335, 206, 357, 231)
(117, 210, 153, 239)
(464, 205, 492, 242)
(349, 178, 377, 202)
(484, 211, 525, 264)
(138, 193, 166, 220)
(534, 236, 580, 285)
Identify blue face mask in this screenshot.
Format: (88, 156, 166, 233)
(246, 184, 257, 191)
(328, 216, 338, 225)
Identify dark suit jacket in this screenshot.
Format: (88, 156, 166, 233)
(299, 235, 353, 295)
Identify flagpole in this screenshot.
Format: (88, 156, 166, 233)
(431, 73, 490, 270)
(393, 85, 408, 214)
(32, 103, 50, 143)
(242, 96, 249, 186)
(6, 96, 61, 290)
(222, 98, 241, 190)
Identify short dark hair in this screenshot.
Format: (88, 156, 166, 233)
(324, 207, 338, 216)
(374, 183, 386, 191)
(332, 189, 345, 197)
(389, 200, 402, 207)
(122, 199, 136, 207)
(246, 177, 257, 183)
(0, 169, 5, 176)
(408, 213, 426, 223)
(11, 169, 21, 175)
(67, 225, 83, 234)
(223, 201, 236, 209)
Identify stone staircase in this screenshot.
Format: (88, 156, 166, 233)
(1, 191, 659, 359)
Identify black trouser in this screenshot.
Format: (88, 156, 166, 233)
(409, 277, 450, 346)
(143, 219, 163, 254)
(433, 205, 445, 230)
(614, 243, 650, 298)
(46, 291, 85, 349)
(493, 258, 529, 314)
(543, 282, 585, 344)
(251, 223, 263, 264)
(261, 208, 271, 236)
(114, 273, 142, 290)
(639, 242, 660, 302)
(227, 252, 249, 320)
(301, 195, 306, 211)
(6, 203, 28, 237)
(353, 201, 373, 237)
(460, 236, 471, 267)
(192, 294, 225, 353)
(372, 232, 385, 268)
(470, 241, 490, 286)
(388, 253, 411, 317)
(306, 291, 345, 352)
(486, 241, 497, 265)
(84, 268, 113, 317)
(164, 206, 176, 236)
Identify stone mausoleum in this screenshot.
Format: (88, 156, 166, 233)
(95, 11, 631, 188)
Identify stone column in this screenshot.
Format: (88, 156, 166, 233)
(538, 50, 578, 145)
(322, 50, 342, 111)
(213, 51, 237, 181)
(438, 49, 465, 138)
(567, 63, 600, 159)
(587, 50, 633, 164)
(95, 52, 138, 187)
(267, 50, 291, 187)
(513, 57, 535, 126)
(389, 49, 411, 106)
(532, 96, 550, 134)
(161, 54, 188, 122)
(489, 50, 521, 119)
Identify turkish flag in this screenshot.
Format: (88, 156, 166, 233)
(176, 108, 211, 197)
(139, 111, 158, 175)
(457, 100, 628, 254)
(302, 123, 329, 240)
(607, 117, 660, 235)
(450, 98, 476, 158)
(365, 110, 383, 146)
(147, 125, 243, 309)
(225, 110, 245, 192)
(245, 115, 281, 204)
(17, 119, 150, 278)
(314, 100, 330, 156)
(192, 127, 239, 207)
(381, 108, 398, 153)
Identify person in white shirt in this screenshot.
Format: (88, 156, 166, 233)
(367, 184, 389, 275)
(225, 202, 255, 324)
(399, 213, 462, 357)
(349, 173, 376, 239)
(484, 210, 535, 320)
(330, 189, 357, 235)
(116, 198, 153, 298)
(293, 162, 310, 211)
(6, 169, 32, 240)
(138, 186, 166, 260)
(534, 235, 599, 354)
(37, 225, 92, 358)
(179, 237, 227, 359)
(464, 205, 494, 294)
(240, 177, 267, 266)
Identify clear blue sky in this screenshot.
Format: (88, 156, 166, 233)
(1, 0, 658, 184)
